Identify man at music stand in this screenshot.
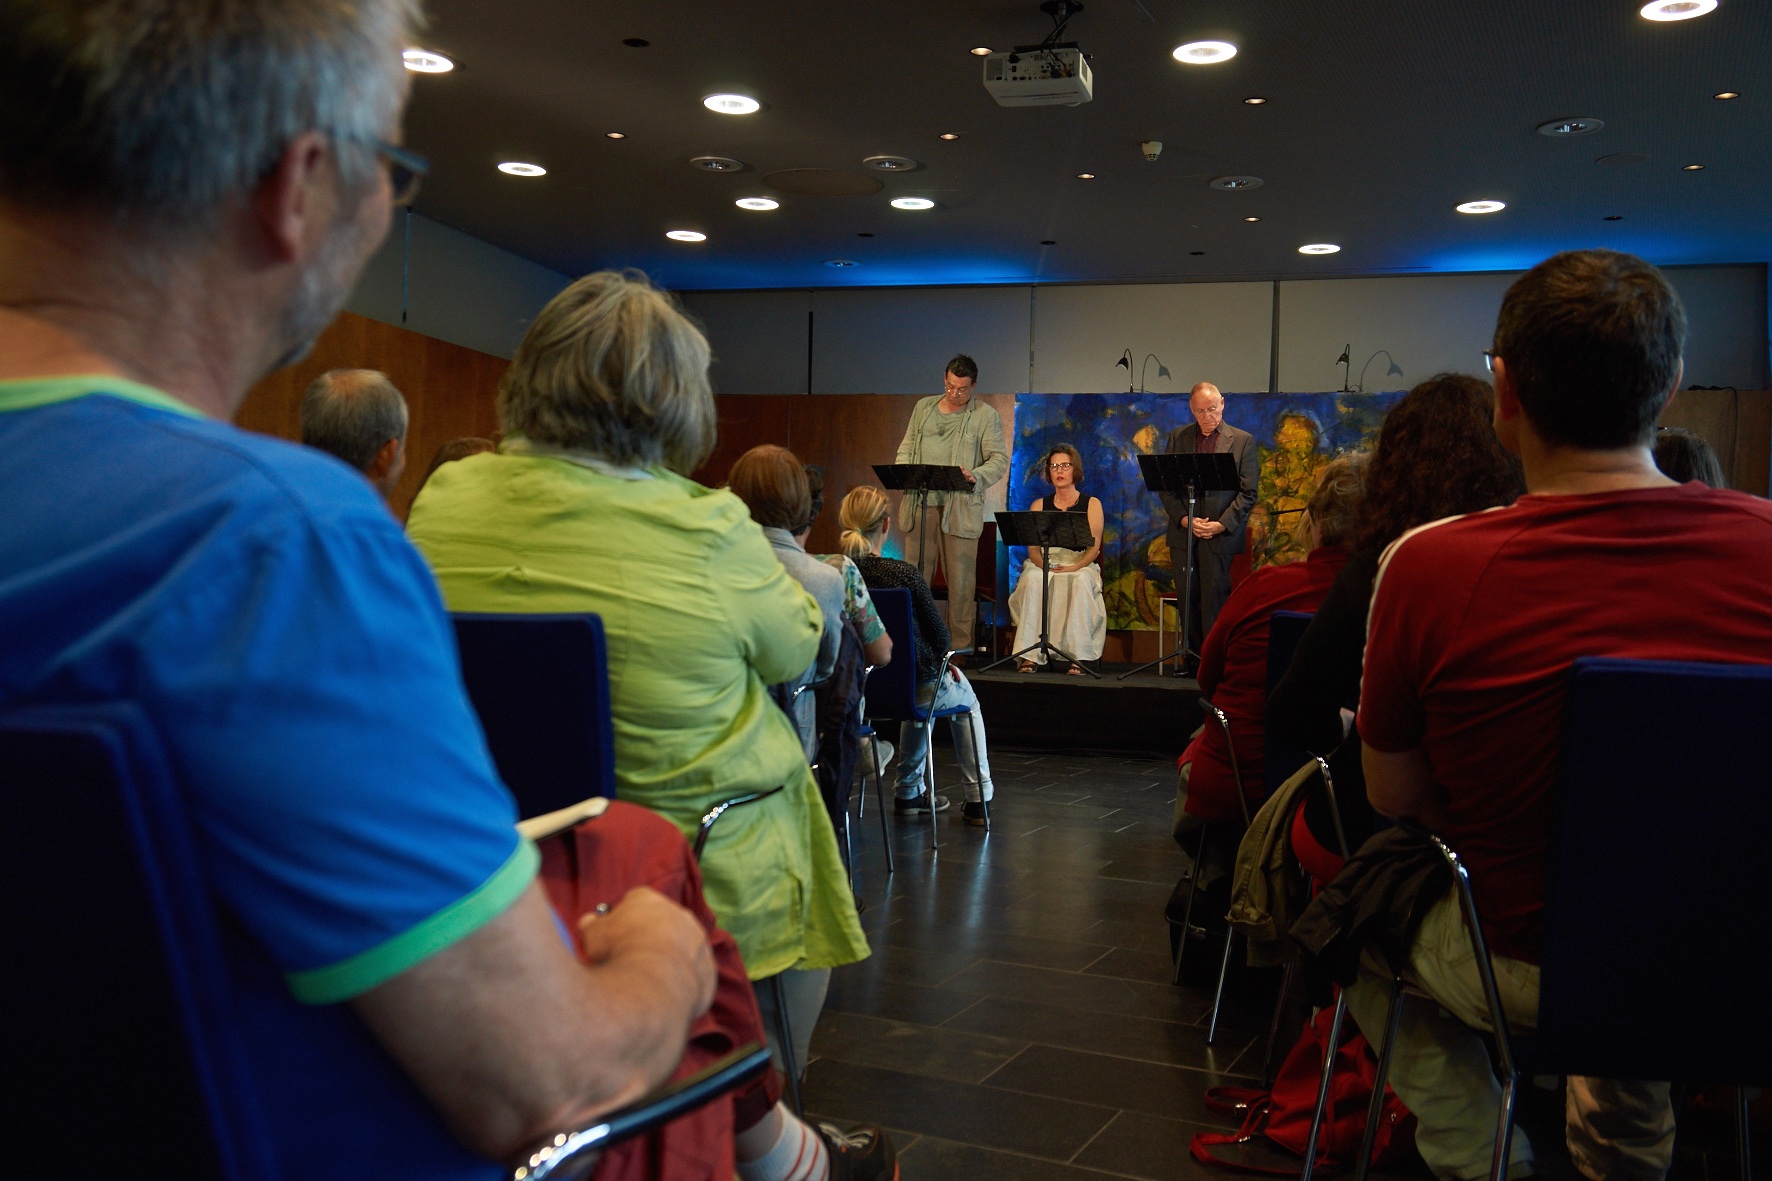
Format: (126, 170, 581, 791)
(1160, 384, 1258, 665)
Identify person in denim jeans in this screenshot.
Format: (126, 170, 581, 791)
(839, 486, 995, 826)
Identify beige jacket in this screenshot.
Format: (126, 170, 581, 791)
(893, 395, 1008, 539)
(1225, 758, 1318, 967)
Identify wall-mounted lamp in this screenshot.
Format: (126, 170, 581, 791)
(1336, 344, 1352, 393)
(1357, 350, 1405, 393)
(1114, 348, 1134, 393)
(1140, 353, 1171, 393)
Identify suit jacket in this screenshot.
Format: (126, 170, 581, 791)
(893, 395, 1009, 539)
(1158, 421, 1259, 555)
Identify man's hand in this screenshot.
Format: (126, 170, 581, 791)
(960, 467, 975, 487)
(579, 887, 717, 1018)
(1192, 518, 1227, 539)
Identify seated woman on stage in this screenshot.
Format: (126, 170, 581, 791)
(839, 485, 996, 826)
(406, 272, 873, 1108)
(1008, 443, 1106, 674)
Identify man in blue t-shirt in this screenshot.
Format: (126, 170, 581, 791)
(0, 3, 713, 1175)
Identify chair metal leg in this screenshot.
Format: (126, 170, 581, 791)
(1353, 977, 1406, 1181)
(1259, 961, 1295, 1088)
(1298, 993, 1349, 1181)
(1205, 926, 1238, 1044)
(923, 723, 939, 850)
(1490, 1072, 1520, 1181)
(768, 974, 803, 1117)
(1737, 1086, 1753, 1181)
(1171, 825, 1210, 986)
(868, 736, 893, 875)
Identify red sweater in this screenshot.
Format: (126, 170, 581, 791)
(1184, 545, 1350, 822)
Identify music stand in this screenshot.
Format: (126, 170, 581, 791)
(1120, 452, 1243, 680)
(872, 463, 974, 576)
(983, 510, 1101, 678)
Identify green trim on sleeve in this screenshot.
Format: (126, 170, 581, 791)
(286, 839, 540, 1005)
(0, 375, 206, 419)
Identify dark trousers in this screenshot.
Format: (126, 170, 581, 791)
(1168, 527, 1236, 651)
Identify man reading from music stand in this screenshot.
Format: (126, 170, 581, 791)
(1160, 383, 1258, 656)
(894, 355, 1008, 667)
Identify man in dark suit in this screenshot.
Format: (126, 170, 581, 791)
(1160, 382, 1259, 658)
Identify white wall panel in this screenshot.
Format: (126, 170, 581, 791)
(1277, 273, 1516, 394)
(679, 290, 812, 394)
(1664, 265, 1769, 390)
(808, 287, 1031, 395)
(1031, 282, 1273, 395)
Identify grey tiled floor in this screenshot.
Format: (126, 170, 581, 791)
(804, 747, 1272, 1180)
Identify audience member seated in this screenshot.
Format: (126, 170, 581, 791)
(1349, 249, 1772, 1181)
(299, 367, 409, 499)
(418, 434, 498, 492)
(1172, 456, 1364, 894)
(728, 444, 846, 761)
(0, 2, 716, 1173)
(1652, 425, 1725, 488)
(1009, 442, 1107, 674)
(1268, 374, 1525, 878)
(839, 486, 997, 825)
(406, 272, 892, 1174)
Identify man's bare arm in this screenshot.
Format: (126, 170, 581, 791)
(352, 882, 715, 1163)
(1363, 744, 1449, 829)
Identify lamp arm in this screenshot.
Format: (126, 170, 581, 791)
(1356, 349, 1399, 394)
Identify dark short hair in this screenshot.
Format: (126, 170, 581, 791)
(1493, 250, 1686, 450)
(728, 444, 812, 532)
(420, 436, 496, 486)
(945, 354, 978, 384)
(1044, 443, 1084, 486)
(1653, 427, 1725, 488)
(803, 463, 826, 525)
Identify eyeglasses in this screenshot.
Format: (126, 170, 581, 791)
(1048, 461, 1075, 471)
(1482, 350, 1497, 372)
(376, 140, 430, 206)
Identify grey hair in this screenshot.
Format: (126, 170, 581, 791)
(497, 270, 716, 475)
(300, 368, 408, 473)
(0, 0, 419, 233)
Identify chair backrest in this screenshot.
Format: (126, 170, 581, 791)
(2, 704, 272, 1178)
(1262, 610, 1316, 797)
(452, 613, 617, 819)
(863, 588, 922, 723)
(1537, 656, 1772, 1084)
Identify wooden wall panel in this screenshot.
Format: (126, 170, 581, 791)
(1657, 389, 1772, 496)
(236, 311, 506, 519)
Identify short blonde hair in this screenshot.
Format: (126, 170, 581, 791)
(1303, 453, 1367, 548)
(497, 269, 715, 474)
(839, 486, 892, 560)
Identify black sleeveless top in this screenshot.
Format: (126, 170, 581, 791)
(1039, 494, 1095, 514)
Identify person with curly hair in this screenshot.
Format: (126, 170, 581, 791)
(1267, 373, 1524, 872)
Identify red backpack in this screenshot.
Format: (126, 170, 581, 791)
(1191, 1004, 1417, 1175)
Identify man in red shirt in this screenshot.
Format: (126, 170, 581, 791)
(1351, 250, 1772, 1181)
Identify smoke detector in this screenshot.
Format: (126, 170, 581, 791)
(1140, 140, 1163, 161)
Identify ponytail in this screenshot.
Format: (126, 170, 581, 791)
(837, 485, 892, 560)
(840, 527, 873, 560)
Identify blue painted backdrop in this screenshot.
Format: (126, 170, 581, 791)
(1006, 391, 1407, 630)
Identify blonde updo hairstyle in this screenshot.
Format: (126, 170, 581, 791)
(839, 486, 892, 561)
(496, 269, 716, 474)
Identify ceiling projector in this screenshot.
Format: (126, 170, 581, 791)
(982, 47, 1094, 107)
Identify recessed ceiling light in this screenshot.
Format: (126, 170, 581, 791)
(735, 197, 779, 210)
(666, 230, 707, 242)
(689, 156, 746, 172)
(939, 132, 962, 141)
(605, 132, 626, 140)
(1242, 216, 1261, 222)
(1041, 239, 1056, 245)
(863, 155, 920, 172)
(1455, 200, 1507, 214)
(1075, 172, 1096, 179)
(1209, 175, 1264, 190)
(857, 232, 875, 238)
(1683, 163, 1706, 170)
(1537, 117, 1606, 136)
(1605, 215, 1625, 221)
(497, 162, 546, 176)
(621, 37, 650, 48)
(1173, 40, 1238, 64)
(826, 258, 859, 267)
(890, 197, 935, 210)
(1189, 251, 1206, 256)
(703, 93, 761, 115)
(970, 46, 993, 56)
(1640, 0, 1717, 20)
(402, 48, 455, 74)
(1714, 91, 1740, 100)
(1298, 243, 1340, 255)
(1243, 96, 1267, 105)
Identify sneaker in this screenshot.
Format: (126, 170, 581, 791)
(863, 739, 895, 777)
(815, 1121, 899, 1181)
(961, 801, 989, 827)
(894, 791, 951, 815)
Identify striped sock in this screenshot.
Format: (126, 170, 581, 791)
(737, 1107, 829, 1181)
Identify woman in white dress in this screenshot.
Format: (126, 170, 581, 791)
(1008, 443, 1107, 674)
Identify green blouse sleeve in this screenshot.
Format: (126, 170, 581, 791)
(711, 512, 824, 685)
